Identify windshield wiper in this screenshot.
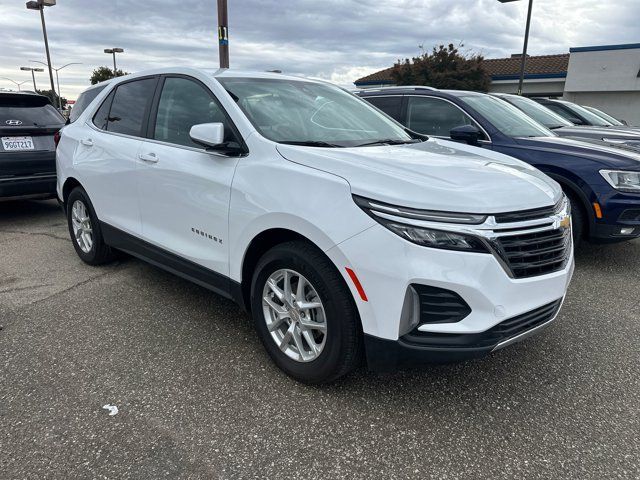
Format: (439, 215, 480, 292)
(279, 140, 344, 148)
(354, 138, 422, 147)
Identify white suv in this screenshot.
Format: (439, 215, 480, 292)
(57, 68, 574, 383)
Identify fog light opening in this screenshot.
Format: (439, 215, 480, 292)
(620, 227, 635, 235)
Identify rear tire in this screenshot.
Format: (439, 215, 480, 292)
(250, 241, 362, 384)
(66, 187, 116, 265)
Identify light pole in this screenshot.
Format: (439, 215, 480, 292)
(20, 66, 44, 91)
(499, 0, 534, 95)
(1, 77, 29, 91)
(26, 0, 57, 97)
(30, 60, 82, 111)
(103, 48, 124, 76)
(217, 0, 229, 68)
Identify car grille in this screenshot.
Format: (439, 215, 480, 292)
(412, 284, 471, 324)
(402, 299, 562, 349)
(494, 200, 562, 224)
(495, 227, 571, 279)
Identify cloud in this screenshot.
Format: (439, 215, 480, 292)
(1, 0, 638, 98)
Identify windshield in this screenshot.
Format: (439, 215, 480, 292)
(498, 95, 571, 129)
(218, 77, 412, 147)
(460, 94, 552, 138)
(562, 102, 612, 126)
(583, 105, 624, 126)
(0, 95, 64, 126)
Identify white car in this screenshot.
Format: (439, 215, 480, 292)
(57, 68, 574, 383)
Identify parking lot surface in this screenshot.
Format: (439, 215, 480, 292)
(1, 200, 639, 479)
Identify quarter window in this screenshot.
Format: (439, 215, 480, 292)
(406, 96, 481, 138)
(153, 77, 239, 149)
(92, 91, 114, 130)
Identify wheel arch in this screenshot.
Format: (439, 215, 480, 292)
(61, 177, 84, 207)
(545, 172, 595, 237)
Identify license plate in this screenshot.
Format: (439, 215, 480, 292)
(1, 136, 35, 151)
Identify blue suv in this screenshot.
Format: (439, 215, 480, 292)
(357, 87, 640, 244)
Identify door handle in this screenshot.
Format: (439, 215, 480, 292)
(80, 138, 93, 146)
(138, 152, 158, 163)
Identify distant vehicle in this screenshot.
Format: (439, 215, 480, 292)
(533, 98, 637, 131)
(56, 68, 573, 382)
(357, 87, 640, 244)
(492, 93, 640, 149)
(0, 91, 65, 200)
(582, 105, 632, 127)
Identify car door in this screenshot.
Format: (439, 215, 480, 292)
(136, 75, 243, 277)
(76, 77, 158, 235)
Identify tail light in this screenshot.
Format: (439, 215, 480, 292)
(53, 130, 61, 149)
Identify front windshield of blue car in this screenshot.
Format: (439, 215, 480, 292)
(218, 77, 413, 147)
(461, 94, 553, 138)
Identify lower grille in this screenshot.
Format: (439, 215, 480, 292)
(402, 300, 562, 350)
(618, 209, 640, 223)
(412, 285, 471, 324)
(496, 228, 571, 279)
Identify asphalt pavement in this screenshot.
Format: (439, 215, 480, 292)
(1, 199, 638, 479)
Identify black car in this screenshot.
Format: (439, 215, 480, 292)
(493, 93, 640, 150)
(357, 86, 640, 244)
(0, 91, 65, 200)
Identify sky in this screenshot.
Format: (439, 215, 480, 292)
(1, 0, 639, 100)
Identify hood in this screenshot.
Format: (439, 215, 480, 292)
(514, 136, 640, 169)
(276, 138, 561, 214)
(557, 125, 640, 141)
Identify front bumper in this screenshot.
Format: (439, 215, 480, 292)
(590, 191, 640, 242)
(364, 298, 563, 371)
(328, 221, 574, 370)
(0, 173, 57, 199)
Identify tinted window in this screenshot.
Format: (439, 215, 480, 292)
(499, 95, 571, 129)
(107, 78, 156, 136)
(69, 85, 106, 123)
(543, 103, 581, 123)
(92, 91, 114, 130)
(562, 103, 612, 126)
(0, 94, 64, 126)
(365, 96, 403, 121)
(153, 77, 238, 148)
(406, 96, 480, 137)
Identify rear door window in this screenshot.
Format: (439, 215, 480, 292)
(365, 96, 403, 121)
(69, 85, 106, 123)
(93, 78, 157, 137)
(0, 94, 64, 126)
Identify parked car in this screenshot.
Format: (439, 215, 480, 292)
(56, 68, 573, 383)
(582, 105, 633, 127)
(492, 93, 640, 149)
(533, 98, 637, 131)
(357, 87, 640, 244)
(1, 91, 65, 200)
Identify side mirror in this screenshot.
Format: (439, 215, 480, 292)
(189, 122, 225, 148)
(619, 119, 629, 126)
(450, 125, 481, 146)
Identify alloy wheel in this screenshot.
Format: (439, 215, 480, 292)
(71, 200, 93, 253)
(262, 269, 327, 362)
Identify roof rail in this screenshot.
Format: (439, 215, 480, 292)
(352, 85, 438, 93)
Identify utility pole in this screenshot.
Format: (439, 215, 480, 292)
(498, 0, 534, 96)
(26, 1, 57, 97)
(217, 0, 229, 68)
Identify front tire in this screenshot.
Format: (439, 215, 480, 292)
(66, 187, 116, 265)
(250, 241, 362, 384)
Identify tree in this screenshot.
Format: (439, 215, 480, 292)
(391, 43, 490, 92)
(90, 66, 129, 85)
(36, 89, 67, 109)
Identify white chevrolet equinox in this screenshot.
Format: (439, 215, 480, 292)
(57, 68, 574, 383)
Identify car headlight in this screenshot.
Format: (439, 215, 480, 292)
(600, 169, 640, 193)
(353, 195, 490, 253)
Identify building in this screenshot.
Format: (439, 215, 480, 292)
(354, 43, 640, 125)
